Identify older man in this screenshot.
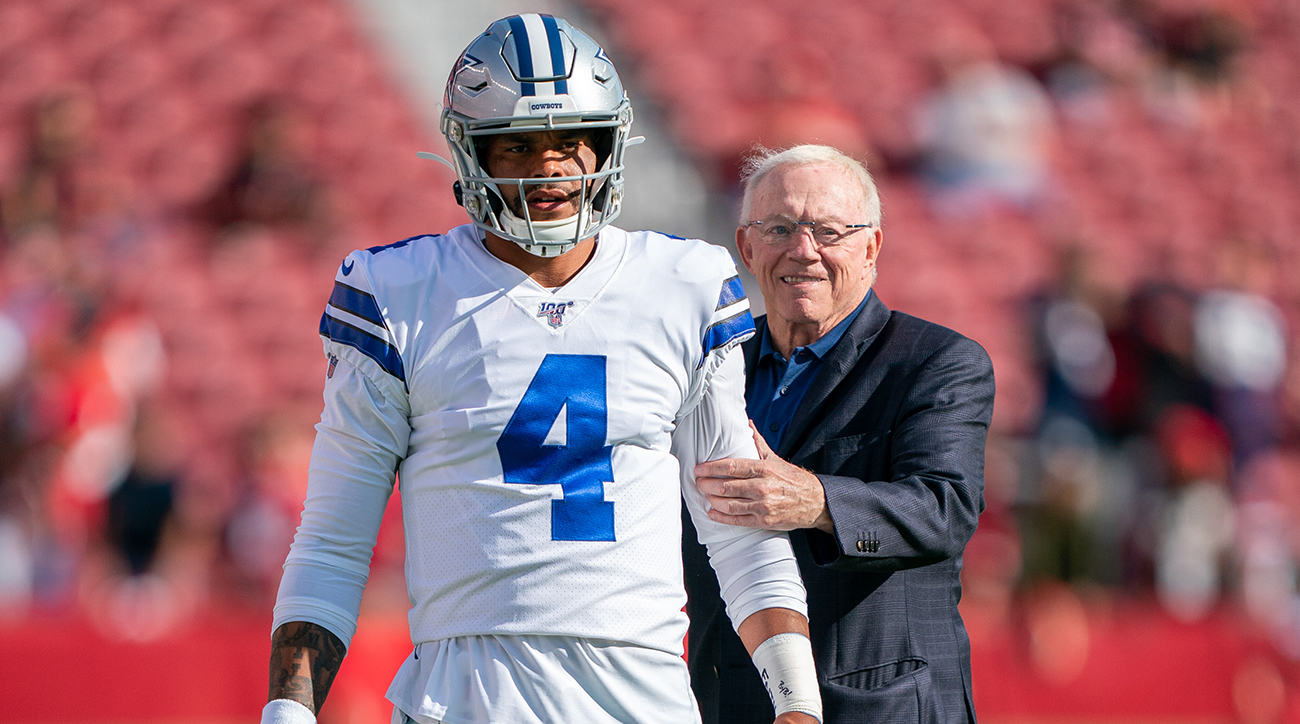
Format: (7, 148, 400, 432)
(683, 145, 994, 724)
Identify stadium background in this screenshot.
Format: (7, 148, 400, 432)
(1, 0, 1299, 721)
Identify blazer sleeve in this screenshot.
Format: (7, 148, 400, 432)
(807, 333, 994, 571)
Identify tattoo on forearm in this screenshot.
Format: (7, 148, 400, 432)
(268, 622, 347, 714)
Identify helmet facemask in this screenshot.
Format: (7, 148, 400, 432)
(446, 115, 629, 257)
(435, 14, 637, 257)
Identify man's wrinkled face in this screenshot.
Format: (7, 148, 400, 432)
(481, 129, 598, 222)
(737, 163, 881, 343)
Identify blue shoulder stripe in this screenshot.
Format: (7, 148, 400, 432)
(320, 312, 407, 384)
(328, 282, 385, 327)
(366, 235, 425, 255)
(702, 309, 756, 361)
(716, 275, 747, 310)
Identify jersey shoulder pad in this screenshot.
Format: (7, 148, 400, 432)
(623, 230, 755, 365)
(627, 229, 738, 283)
(317, 234, 442, 390)
(358, 233, 444, 286)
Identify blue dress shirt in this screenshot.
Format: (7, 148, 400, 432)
(748, 292, 872, 451)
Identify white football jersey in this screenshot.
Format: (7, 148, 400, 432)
(273, 224, 806, 721)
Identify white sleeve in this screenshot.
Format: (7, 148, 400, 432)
(272, 353, 411, 649)
(674, 347, 808, 630)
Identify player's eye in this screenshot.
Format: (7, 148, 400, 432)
(768, 224, 793, 237)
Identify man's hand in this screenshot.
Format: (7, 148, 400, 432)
(694, 422, 833, 533)
(774, 714, 820, 724)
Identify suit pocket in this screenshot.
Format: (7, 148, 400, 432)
(820, 431, 885, 473)
(829, 657, 925, 690)
(824, 658, 940, 724)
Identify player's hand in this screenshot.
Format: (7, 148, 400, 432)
(694, 422, 833, 533)
(773, 713, 820, 724)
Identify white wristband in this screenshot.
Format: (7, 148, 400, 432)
(262, 699, 316, 724)
(750, 633, 822, 722)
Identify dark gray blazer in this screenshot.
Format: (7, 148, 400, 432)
(683, 293, 994, 724)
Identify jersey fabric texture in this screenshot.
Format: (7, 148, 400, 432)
(273, 224, 807, 723)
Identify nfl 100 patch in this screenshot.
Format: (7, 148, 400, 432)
(537, 301, 575, 328)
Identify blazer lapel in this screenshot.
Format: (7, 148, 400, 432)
(777, 293, 892, 459)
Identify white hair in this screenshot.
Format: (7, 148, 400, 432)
(738, 144, 882, 227)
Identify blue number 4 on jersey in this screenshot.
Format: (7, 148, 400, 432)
(497, 354, 616, 541)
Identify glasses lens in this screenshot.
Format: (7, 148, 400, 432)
(752, 218, 857, 246)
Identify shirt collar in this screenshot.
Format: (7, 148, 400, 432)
(759, 290, 873, 364)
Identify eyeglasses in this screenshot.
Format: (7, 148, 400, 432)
(743, 216, 873, 247)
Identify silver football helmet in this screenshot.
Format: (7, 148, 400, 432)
(439, 14, 636, 257)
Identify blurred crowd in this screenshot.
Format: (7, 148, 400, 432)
(0, 85, 371, 641)
(1, 5, 1299, 703)
(0, 0, 448, 644)
(968, 237, 1300, 666)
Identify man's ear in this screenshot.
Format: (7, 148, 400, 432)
(865, 228, 883, 274)
(736, 226, 756, 273)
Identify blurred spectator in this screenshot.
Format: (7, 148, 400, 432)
(1152, 405, 1234, 621)
(1235, 452, 1300, 657)
(1194, 238, 1286, 467)
(1, 88, 112, 241)
(200, 99, 331, 240)
(104, 404, 183, 576)
(220, 415, 309, 606)
(1128, 282, 1215, 430)
(1021, 415, 1116, 585)
(1029, 245, 1121, 434)
(79, 401, 214, 642)
(1126, 0, 1249, 126)
(1023, 248, 1240, 595)
(1046, 1, 1150, 124)
(1148, 5, 1245, 86)
(915, 24, 1056, 217)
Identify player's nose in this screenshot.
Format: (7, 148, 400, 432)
(533, 152, 571, 177)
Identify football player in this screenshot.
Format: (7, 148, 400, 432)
(261, 14, 821, 724)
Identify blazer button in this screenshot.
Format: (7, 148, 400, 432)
(857, 532, 881, 553)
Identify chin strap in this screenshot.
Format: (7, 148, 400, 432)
(498, 207, 587, 257)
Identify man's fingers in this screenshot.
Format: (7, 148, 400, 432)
(695, 457, 762, 481)
(706, 507, 761, 529)
(699, 476, 760, 500)
(705, 493, 757, 515)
